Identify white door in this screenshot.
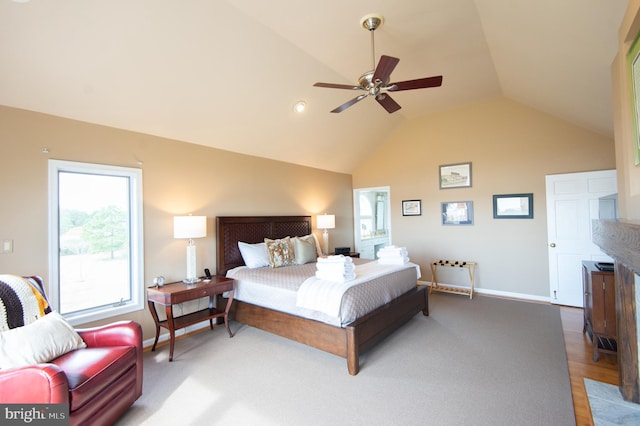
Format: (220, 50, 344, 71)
(546, 170, 617, 307)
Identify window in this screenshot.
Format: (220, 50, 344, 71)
(48, 160, 144, 326)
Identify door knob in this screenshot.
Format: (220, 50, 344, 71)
(550, 243, 556, 248)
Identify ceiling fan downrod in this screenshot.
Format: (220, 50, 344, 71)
(360, 14, 384, 83)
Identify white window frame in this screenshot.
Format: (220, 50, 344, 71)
(48, 159, 144, 326)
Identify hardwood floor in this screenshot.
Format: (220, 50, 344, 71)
(560, 306, 619, 426)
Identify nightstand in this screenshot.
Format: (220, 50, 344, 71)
(147, 276, 234, 361)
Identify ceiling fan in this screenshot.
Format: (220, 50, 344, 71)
(314, 14, 443, 114)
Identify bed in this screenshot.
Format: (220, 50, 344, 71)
(215, 215, 429, 375)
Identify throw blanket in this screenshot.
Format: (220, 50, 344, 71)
(296, 261, 420, 317)
(0, 274, 50, 332)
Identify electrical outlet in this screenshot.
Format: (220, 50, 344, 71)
(1, 239, 13, 254)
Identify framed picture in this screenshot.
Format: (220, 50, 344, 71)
(402, 200, 422, 216)
(441, 201, 473, 225)
(493, 193, 533, 219)
(439, 162, 472, 189)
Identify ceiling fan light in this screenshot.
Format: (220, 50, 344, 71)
(293, 101, 306, 113)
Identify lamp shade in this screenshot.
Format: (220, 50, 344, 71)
(173, 216, 207, 239)
(317, 214, 335, 230)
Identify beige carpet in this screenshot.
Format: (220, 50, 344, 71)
(116, 292, 575, 426)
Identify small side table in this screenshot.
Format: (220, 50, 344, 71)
(147, 276, 234, 361)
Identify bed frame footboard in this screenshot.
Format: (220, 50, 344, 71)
(346, 285, 428, 374)
(221, 285, 428, 375)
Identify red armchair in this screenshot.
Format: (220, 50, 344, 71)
(0, 276, 143, 426)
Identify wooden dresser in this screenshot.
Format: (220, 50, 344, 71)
(582, 260, 617, 362)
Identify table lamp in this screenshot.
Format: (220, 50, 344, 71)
(174, 215, 207, 284)
(317, 214, 335, 255)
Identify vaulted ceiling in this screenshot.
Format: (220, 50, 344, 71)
(0, 0, 628, 173)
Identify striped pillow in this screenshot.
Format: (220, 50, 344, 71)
(0, 275, 51, 332)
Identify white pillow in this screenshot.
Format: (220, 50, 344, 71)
(238, 241, 270, 268)
(0, 311, 87, 370)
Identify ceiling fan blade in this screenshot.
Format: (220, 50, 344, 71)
(314, 82, 361, 90)
(372, 55, 399, 85)
(376, 93, 401, 114)
(331, 94, 368, 113)
(387, 76, 443, 91)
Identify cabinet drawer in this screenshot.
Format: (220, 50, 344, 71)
(148, 279, 234, 305)
(171, 288, 213, 304)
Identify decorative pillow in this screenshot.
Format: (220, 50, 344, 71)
(298, 234, 323, 257)
(264, 237, 295, 268)
(0, 274, 51, 332)
(238, 242, 270, 268)
(0, 311, 87, 370)
(293, 236, 318, 265)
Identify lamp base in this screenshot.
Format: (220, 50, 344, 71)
(184, 243, 199, 285)
(322, 229, 329, 256)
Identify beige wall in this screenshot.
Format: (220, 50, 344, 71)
(613, 0, 640, 219)
(0, 89, 625, 337)
(0, 105, 354, 339)
(353, 97, 615, 298)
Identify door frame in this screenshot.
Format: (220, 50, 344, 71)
(353, 186, 391, 258)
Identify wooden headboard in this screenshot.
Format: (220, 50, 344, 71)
(216, 216, 312, 276)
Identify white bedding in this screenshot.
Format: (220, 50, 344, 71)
(225, 259, 418, 327)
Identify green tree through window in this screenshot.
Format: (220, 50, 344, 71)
(82, 205, 128, 259)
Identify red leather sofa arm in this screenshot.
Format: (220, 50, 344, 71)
(77, 320, 142, 349)
(0, 364, 69, 404)
(76, 320, 143, 398)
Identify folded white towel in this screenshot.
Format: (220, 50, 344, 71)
(377, 246, 408, 258)
(317, 255, 353, 264)
(378, 256, 410, 265)
(316, 262, 355, 273)
(377, 252, 407, 259)
(378, 245, 403, 251)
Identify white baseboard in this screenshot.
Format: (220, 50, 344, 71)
(418, 280, 550, 303)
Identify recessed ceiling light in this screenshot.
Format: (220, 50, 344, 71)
(12, 0, 31, 3)
(293, 101, 306, 113)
